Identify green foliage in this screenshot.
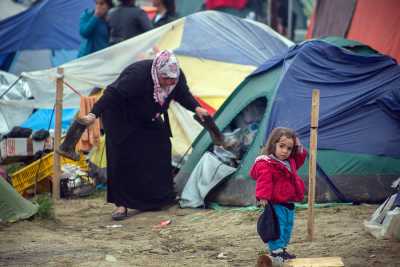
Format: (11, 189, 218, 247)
(33, 194, 54, 220)
(257, 249, 267, 256)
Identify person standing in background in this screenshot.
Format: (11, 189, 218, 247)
(108, 0, 153, 45)
(78, 0, 113, 58)
(152, 0, 178, 28)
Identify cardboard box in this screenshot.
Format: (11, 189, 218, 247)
(0, 138, 53, 160)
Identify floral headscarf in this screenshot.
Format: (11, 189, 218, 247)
(151, 50, 180, 106)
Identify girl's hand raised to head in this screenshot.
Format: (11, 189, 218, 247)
(295, 137, 302, 147)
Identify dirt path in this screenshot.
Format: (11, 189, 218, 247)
(1, 195, 399, 266)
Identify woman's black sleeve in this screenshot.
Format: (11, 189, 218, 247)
(173, 71, 200, 112)
(91, 66, 145, 117)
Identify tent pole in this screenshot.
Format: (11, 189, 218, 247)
(267, 0, 272, 26)
(307, 89, 319, 241)
(0, 75, 22, 99)
(287, 0, 293, 40)
(52, 68, 64, 200)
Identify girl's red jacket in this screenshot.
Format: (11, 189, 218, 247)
(249, 149, 307, 203)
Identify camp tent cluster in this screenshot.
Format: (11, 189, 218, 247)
(175, 37, 400, 205)
(1, 0, 399, 209)
(2, 10, 292, 163)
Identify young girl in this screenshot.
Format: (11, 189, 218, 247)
(250, 127, 307, 262)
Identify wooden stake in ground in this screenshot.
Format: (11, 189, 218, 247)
(52, 67, 64, 200)
(307, 89, 320, 241)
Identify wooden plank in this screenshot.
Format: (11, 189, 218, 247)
(52, 67, 63, 200)
(307, 89, 320, 241)
(285, 257, 344, 267)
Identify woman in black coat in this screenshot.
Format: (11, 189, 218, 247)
(82, 50, 208, 220)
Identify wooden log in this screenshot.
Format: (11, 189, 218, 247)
(52, 67, 64, 200)
(285, 257, 344, 267)
(307, 89, 320, 241)
(256, 255, 343, 267)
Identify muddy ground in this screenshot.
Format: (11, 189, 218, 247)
(0, 193, 399, 267)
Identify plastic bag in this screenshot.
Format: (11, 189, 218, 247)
(213, 145, 237, 166)
(221, 128, 242, 157)
(257, 203, 280, 242)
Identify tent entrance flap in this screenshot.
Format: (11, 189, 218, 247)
(208, 97, 267, 168)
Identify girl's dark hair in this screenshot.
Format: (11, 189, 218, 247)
(261, 127, 298, 157)
(163, 0, 176, 15)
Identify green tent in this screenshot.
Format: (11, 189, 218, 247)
(175, 37, 400, 206)
(176, 0, 203, 17)
(0, 177, 38, 223)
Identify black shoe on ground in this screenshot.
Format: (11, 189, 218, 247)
(271, 251, 285, 262)
(271, 249, 296, 262)
(282, 248, 296, 259)
(111, 207, 128, 221)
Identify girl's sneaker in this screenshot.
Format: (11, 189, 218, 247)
(271, 248, 296, 262)
(282, 248, 296, 259)
(270, 250, 286, 262)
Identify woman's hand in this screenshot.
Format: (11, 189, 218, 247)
(195, 106, 209, 121)
(80, 113, 96, 126)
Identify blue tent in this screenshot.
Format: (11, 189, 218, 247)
(175, 38, 400, 205)
(257, 40, 400, 158)
(0, 0, 93, 74)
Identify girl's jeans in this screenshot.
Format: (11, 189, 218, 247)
(267, 204, 295, 252)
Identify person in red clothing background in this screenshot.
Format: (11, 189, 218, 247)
(250, 127, 307, 262)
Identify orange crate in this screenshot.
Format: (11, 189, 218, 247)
(11, 152, 88, 194)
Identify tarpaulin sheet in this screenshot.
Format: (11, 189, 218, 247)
(0, 0, 93, 53)
(310, 0, 355, 38)
(180, 152, 237, 208)
(347, 0, 400, 64)
(21, 108, 78, 131)
(257, 40, 400, 158)
(175, 11, 291, 66)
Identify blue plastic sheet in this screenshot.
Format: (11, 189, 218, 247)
(21, 108, 78, 131)
(0, 0, 93, 53)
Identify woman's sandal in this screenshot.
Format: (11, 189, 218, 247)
(111, 207, 128, 221)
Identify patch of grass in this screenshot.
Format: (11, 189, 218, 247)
(33, 194, 54, 220)
(85, 188, 106, 199)
(257, 249, 267, 256)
